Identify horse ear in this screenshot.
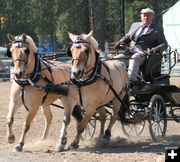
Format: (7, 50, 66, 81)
(22, 33, 27, 41)
(7, 33, 15, 42)
(87, 30, 93, 39)
(68, 32, 76, 42)
(83, 30, 93, 41)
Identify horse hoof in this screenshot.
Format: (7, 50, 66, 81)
(14, 144, 23, 152)
(7, 135, 15, 144)
(104, 130, 111, 140)
(68, 143, 79, 150)
(54, 144, 65, 152)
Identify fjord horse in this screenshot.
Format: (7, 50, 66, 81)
(6, 33, 106, 152)
(6, 33, 74, 152)
(55, 31, 129, 151)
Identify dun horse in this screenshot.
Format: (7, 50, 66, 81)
(55, 31, 129, 151)
(6, 33, 79, 152)
(6, 33, 106, 152)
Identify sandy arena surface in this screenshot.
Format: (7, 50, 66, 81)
(0, 78, 179, 162)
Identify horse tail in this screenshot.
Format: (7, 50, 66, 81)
(72, 105, 83, 122)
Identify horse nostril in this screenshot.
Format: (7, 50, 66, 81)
(14, 71, 23, 78)
(71, 68, 82, 79)
(77, 69, 81, 76)
(19, 71, 23, 77)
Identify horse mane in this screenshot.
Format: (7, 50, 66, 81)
(80, 34, 99, 50)
(25, 35, 38, 53)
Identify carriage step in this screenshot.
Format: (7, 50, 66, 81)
(44, 83, 69, 96)
(167, 111, 180, 122)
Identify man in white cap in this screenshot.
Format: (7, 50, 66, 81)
(114, 8, 167, 84)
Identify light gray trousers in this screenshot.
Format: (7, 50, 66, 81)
(114, 52, 146, 81)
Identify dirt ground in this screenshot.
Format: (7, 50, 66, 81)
(0, 78, 179, 162)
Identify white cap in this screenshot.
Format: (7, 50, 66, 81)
(141, 8, 155, 15)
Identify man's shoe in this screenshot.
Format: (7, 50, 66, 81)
(129, 80, 147, 94)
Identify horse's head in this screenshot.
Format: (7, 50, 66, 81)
(68, 30, 99, 80)
(7, 33, 38, 79)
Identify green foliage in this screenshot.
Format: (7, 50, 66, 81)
(0, 0, 179, 50)
(106, 0, 121, 41)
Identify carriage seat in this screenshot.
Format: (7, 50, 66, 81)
(140, 53, 170, 84)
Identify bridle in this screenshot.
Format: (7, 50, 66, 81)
(70, 38, 91, 66)
(8, 40, 30, 65)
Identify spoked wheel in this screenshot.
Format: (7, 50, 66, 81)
(82, 115, 96, 140)
(122, 120, 145, 137)
(148, 95, 167, 142)
(121, 104, 146, 137)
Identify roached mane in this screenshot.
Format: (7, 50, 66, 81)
(80, 34, 99, 50)
(23, 35, 38, 53)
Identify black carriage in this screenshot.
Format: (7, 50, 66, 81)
(119, 46, 180, 141)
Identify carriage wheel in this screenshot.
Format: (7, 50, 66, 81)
(121, 104, 145, 137)
(82, 115, 96, 140)
(148, 94, 167, 142)
(121, 121, 145, 137)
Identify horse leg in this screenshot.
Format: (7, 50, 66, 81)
(55, 105, 72, 152)
(70, 110, 94, 149)
(6, 102, 21, 144)
(14, 108, 38, 152)
(72, 105, 83, 123)
(6, 83, 22, 144)
(97, 107, 106, 138)
(104, 99, 120, 140)
(40, 106, 52, 141)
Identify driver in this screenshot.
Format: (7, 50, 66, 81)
(114, 8, 167, 83)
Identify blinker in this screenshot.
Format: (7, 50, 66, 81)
(6, 48, 12, 58)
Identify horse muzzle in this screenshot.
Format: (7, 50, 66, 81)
(14, 71, 23, 79)
(13, 68, 26, 79)
(71, 67, 84, 80)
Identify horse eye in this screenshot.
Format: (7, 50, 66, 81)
(24, 48, 30, 54)
(85, 49, 89, 53)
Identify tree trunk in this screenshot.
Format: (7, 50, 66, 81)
(92, 0, 106, 51)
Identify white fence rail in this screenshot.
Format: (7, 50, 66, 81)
(0, 51, 180, 82)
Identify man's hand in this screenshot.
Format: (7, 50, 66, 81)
(114, 42, 124, 51)
(150, 47, 158, 54)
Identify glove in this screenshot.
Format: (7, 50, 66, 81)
(114, 42, 124, 51)
(150, 47, 158, 54)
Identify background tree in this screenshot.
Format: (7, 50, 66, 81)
(0, 0, 36, 45)
(0, 0, 179, 52)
